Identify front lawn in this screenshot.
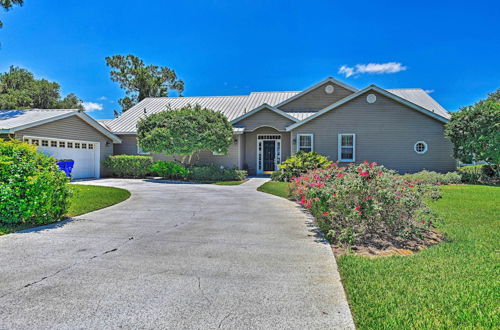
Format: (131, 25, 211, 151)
(257, 181, 290, 198)
(338, 185, 499, 329)
(212, 180, 246, 185)
(0, 184, 130, 235)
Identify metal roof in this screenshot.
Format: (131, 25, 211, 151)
(105, 91, 300, 133)
(387, 89, 450, 119)
(0, 109, 77, 130)
(103, 83, 450, 133)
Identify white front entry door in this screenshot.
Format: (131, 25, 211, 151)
(24, 137, 100, 179)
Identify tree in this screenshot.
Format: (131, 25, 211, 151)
(0, 0, 23, 28)
(445, 89, 500, 166)
(137, 105, 233, 163)
(105, 54, 184, 114)
(0, 66, 83, 109)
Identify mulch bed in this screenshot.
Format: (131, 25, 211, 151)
(331, 230, 445, 258)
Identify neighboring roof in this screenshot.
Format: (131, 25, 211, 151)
(286, 85, 450, 131)
(387, 89, 450, 119)
(105, 91, 300, 133)
(0, 109, 122, 143)
(231, 104, 299, 125)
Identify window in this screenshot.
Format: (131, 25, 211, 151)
(51, 141, 57, 147)
(414, 141, 428, 154)
(67, 142, 73, 148)
(88, 143, 94, 150)
(338, 133, 355, 162)
(74, 143, 80, 148)
(81, 143, 87, 149)
(297, 134, 313, 152)
(59, 141, 65, 148)
(41, 140, 49, 147)
(31, 139, 39, 146)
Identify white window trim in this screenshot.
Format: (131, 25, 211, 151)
(414, 141, 428, 154)
(296, 134, 314, 152)
(338, 133, 356, 162)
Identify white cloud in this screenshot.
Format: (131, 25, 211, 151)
(82, 102, 103, 112)
(338, 62, 407, 78)
(97, 96, 108, 100)
(424, 89, 434, 94)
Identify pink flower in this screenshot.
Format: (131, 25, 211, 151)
(369, 162, 377, 169)
(408, 184, 414, 188)
(323, 211, 329, 216)
(359, 171, 369, 177)
(355, 205, 361, 211)
(332, 193, 337, 197)
(337, 173, 344, 178)
(363, 195, 373, 201)
(313, 197, 320, 202)
(378, 172, 383, 177)
(305, 201, 312, 209)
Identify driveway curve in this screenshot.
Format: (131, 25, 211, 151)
(0, 178, 354, 329)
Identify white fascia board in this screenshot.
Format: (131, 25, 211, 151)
(286, 85, 449, 131)
(274, 77, 359, 109)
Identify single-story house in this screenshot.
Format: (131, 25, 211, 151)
(1, 77, 456, 178)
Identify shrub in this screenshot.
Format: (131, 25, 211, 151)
(459, 164, 499, 184)
(289, 161, 441, 246)
(402, 170, 462, 185)
(151, 160, 188, 180)
(187, 164, 247, 182)
(271, 151, 330, 182)
(103, 155, 153, 178)
(0, 140, 71, 225)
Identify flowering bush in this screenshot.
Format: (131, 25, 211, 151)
(289, 161, 441, 246)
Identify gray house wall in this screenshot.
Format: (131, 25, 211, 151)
(15, 115, 115, 176)
(290, 91, 456, 173)
(279, 81, 355, 111)
(235, 107, 295, 131)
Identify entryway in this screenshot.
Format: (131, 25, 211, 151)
(257, 134, 282, 174)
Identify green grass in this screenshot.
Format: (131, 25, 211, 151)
(337, 185, 500, 329)
(0, 184, 130, 235)
(257, 181, 290, 198)
(211, 180, 246, 185)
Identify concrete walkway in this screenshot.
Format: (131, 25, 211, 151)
(0, 178, 354, 329)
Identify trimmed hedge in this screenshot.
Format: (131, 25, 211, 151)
(402, 170, 462, 185)
(459, 164, 499, 184)
(103, 155, 154, 178)
(151, 160, 188, 180)
(187, 164, 247, 182)
(0, 140, 71, 225)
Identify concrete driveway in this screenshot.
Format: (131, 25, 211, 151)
(0, 178, 354, 329)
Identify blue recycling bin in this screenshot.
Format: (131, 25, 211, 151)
(56, 160, 75, 177)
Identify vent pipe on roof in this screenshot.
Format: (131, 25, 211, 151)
(144, 108, 147, 114)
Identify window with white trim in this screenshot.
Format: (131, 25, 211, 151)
(297, 134, 313, 152)
(414, 141, 428, 154)
(338, 133, 355, 162)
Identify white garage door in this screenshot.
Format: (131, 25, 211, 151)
(24, 137, 99, 179)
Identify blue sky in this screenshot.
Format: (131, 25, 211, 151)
(1, 0, 499, 119)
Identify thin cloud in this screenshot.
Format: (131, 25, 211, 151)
(338, 62, 407, 78)
(97, 96, 108, 100)
(424, 89, 435, 94)
(82, 101, 103, 112)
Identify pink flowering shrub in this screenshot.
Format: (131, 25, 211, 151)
(289, 161, 441, 245)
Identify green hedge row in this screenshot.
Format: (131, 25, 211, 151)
(103, 155, 247, 182)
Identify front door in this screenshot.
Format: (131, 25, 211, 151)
(263, 140, 276, 172)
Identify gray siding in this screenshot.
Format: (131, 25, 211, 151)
(116, 134, 240, 169)
(243, 127, 291, 175)
(236, 108, 295, 131)
(280, 82, 355, 111)
(290, 91, 456, 173)
(15, 115, 115, 176)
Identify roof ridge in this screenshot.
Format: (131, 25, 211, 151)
(147, 95, 250, 100)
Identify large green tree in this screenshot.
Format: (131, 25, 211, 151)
(0, 0, 23, 28)
(105, 54, 184, 114)
(445, 89, 500, 166)
(137, 105, 233, 163)
(0, 66, 83, 110)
